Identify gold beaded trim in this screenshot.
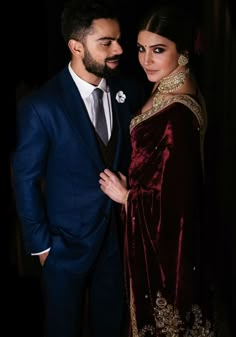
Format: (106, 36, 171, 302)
(130, 94, 204, 134)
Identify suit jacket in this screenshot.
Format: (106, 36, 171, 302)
(12, 66, 146, 272)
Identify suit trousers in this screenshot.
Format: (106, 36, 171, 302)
(41, 224, 125, 337)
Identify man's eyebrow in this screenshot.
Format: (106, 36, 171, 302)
(96, 37, 116, 41)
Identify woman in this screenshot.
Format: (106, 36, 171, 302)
(99, 3, 215, 336)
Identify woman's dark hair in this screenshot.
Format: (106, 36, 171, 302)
(139, 3, 197, 55)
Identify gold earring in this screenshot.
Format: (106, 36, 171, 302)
(178, 54, 188, 66)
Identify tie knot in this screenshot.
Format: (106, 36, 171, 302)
(93, 87, 103, 100)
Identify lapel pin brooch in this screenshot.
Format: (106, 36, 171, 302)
(115, 91, 126, 103)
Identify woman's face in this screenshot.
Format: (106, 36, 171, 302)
(137, 30, 181, 83)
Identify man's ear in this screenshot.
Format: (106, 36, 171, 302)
(68, 39, 84, 56)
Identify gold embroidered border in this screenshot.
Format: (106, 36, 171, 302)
(130, 290, 215, 337)
(130, 94, 205, 134)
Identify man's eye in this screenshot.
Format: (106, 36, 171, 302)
(102, 41, 112, 46)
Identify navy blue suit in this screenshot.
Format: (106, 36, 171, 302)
(12, 66, 146, 337)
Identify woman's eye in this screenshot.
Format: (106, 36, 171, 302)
(137, 45, 145, 52)
(154, 47, 165, 53)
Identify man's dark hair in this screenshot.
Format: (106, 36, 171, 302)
(61, 0, 118, 44)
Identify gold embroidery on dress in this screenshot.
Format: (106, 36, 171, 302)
(130, 278, 139, 337)
(153, 292, 185, 336)
(130, 94, 204, 133)
(184, 304, 215, 337)
(130, 291, 215, 337)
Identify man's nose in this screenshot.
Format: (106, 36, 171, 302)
(113, 41, 123, 55)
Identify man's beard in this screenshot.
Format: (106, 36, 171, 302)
(83, 46, 120, 78)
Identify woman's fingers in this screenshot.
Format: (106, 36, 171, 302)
(99, 172, 107, 180)
(100, 169, 119, 184)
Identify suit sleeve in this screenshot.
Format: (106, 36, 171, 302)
(12, 99, 51, 254)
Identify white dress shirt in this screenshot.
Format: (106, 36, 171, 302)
(68, 62, 113, 138)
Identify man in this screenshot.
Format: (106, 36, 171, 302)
(12, 1, 146, 336)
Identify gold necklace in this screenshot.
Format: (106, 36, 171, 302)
(153, 68, 189, 109)
(158, 68, 189, 94)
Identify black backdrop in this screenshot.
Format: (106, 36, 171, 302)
(12, 1, 235, 336)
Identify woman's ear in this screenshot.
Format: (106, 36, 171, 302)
(68, 39, 84, 56)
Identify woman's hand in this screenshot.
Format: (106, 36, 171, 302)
(99, 169, 128, 204)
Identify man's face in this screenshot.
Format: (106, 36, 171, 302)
(82, 18, 123, 78)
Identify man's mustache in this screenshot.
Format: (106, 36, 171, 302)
(105, 55, 121, 62)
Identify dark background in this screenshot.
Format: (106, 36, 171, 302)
(9, 0, 235, 336)
(15, 0, 205, 85)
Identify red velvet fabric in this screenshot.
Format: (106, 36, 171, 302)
(123, 102, 214, 336)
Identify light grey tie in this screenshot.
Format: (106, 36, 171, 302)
(92, 88, 108, 145)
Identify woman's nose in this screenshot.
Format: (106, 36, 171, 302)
(144, 52, 153, 65)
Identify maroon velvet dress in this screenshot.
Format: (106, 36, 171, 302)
(123, 94, 215, 336)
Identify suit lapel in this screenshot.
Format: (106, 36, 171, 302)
(109, 91, 123, 170)
(58, 68, 105, 168)
(57, 69, 130, 170)
(109, 81, 131, 170)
